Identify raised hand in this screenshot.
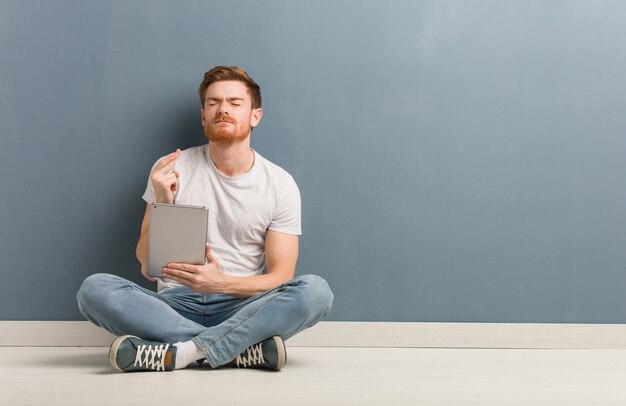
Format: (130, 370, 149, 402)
(150, 149, 181, 204)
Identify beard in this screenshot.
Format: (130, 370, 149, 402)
(204, 115, 252, 144)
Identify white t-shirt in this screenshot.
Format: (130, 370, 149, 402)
(142, 144, 301, 292)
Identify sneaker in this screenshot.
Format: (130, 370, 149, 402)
(234, 336, 286, 371)
(109, 335, 177, 372)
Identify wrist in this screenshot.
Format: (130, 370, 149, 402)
(217, 273, 236, 295)
(155, 196, 172, 204)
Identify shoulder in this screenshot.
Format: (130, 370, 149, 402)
(166, 145, 207, 174)
(254, 150, 297, 186)
(254, 152, 300, 208)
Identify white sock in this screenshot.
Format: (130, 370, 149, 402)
(173, 340, 206, 370)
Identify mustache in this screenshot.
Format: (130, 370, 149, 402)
(212, 115, 236, 124)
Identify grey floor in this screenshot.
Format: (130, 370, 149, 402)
(2, 346, 626, 405)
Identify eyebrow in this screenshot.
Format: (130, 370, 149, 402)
(206, 97, 245, 102)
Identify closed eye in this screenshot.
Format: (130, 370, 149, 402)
(206, 97, 246, 107)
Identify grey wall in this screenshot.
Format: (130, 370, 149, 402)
(2, 0, 626, 322)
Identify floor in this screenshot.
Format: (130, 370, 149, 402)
(2, 346, 626, 405)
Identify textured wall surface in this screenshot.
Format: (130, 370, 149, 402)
(2, 1, 626, 321)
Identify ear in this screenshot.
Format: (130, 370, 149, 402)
(250, 108, 263, 128)
(201, 108, 206, 127)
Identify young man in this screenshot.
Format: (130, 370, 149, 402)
(77, 66, 333, 372)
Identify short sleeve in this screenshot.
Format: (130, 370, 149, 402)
(269, 175, 302, 235)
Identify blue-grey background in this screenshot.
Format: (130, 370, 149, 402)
(1, 0, 625, 322)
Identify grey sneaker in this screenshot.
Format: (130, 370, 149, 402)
(109, 335, 177, 372)
(234, 336, 286, 371)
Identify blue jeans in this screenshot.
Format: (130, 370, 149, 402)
(76, 273, 333, 367)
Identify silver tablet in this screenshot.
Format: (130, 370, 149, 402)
(147, 203, 209, 278)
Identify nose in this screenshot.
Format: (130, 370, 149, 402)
(216, 100, 230, 116)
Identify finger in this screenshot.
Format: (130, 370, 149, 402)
(171, 171, 180, 193)
(205, 243, 217, 263)
(153, 171, 177, 181)
(162, 267, 194, 282)
(165, 263, 186, 271)
(153, 149, 181, 171)
(166, 263, 198, 273)
(162, 271, 192, 286)
(152, 172, 178, 188)
(153, 161, 178, 177)
(162, 172, 178, 185)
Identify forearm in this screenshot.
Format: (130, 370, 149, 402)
(216, 230, 299, 298)
(220, 271, 293, 299)
(162, 232, 298, 296)
(136, 230, 149, 274)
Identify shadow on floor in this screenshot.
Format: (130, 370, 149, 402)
(32, 348, 303, 375)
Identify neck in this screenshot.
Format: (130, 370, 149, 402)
(207, 138, 254, 177)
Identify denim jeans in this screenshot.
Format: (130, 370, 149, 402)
(76, 273, 333, 367)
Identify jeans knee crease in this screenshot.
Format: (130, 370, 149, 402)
(210, 290, 286, 347)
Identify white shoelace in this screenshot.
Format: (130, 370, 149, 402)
(133, 343, 170, 371)
(235, 343, 264, 368)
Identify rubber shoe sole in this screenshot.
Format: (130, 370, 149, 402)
(109, 335, 136, 372)
(273, 336, 287, 370)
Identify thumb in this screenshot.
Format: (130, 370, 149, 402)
(205, 243, 216, 262)
(171, 171, 180, 193)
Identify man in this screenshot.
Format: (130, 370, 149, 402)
(77, 66, 333, 372)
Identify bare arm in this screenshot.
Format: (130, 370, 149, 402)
(163, 229, 299, 299)
(221, 230, 299, 298)
(136, 203, 155, 281)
